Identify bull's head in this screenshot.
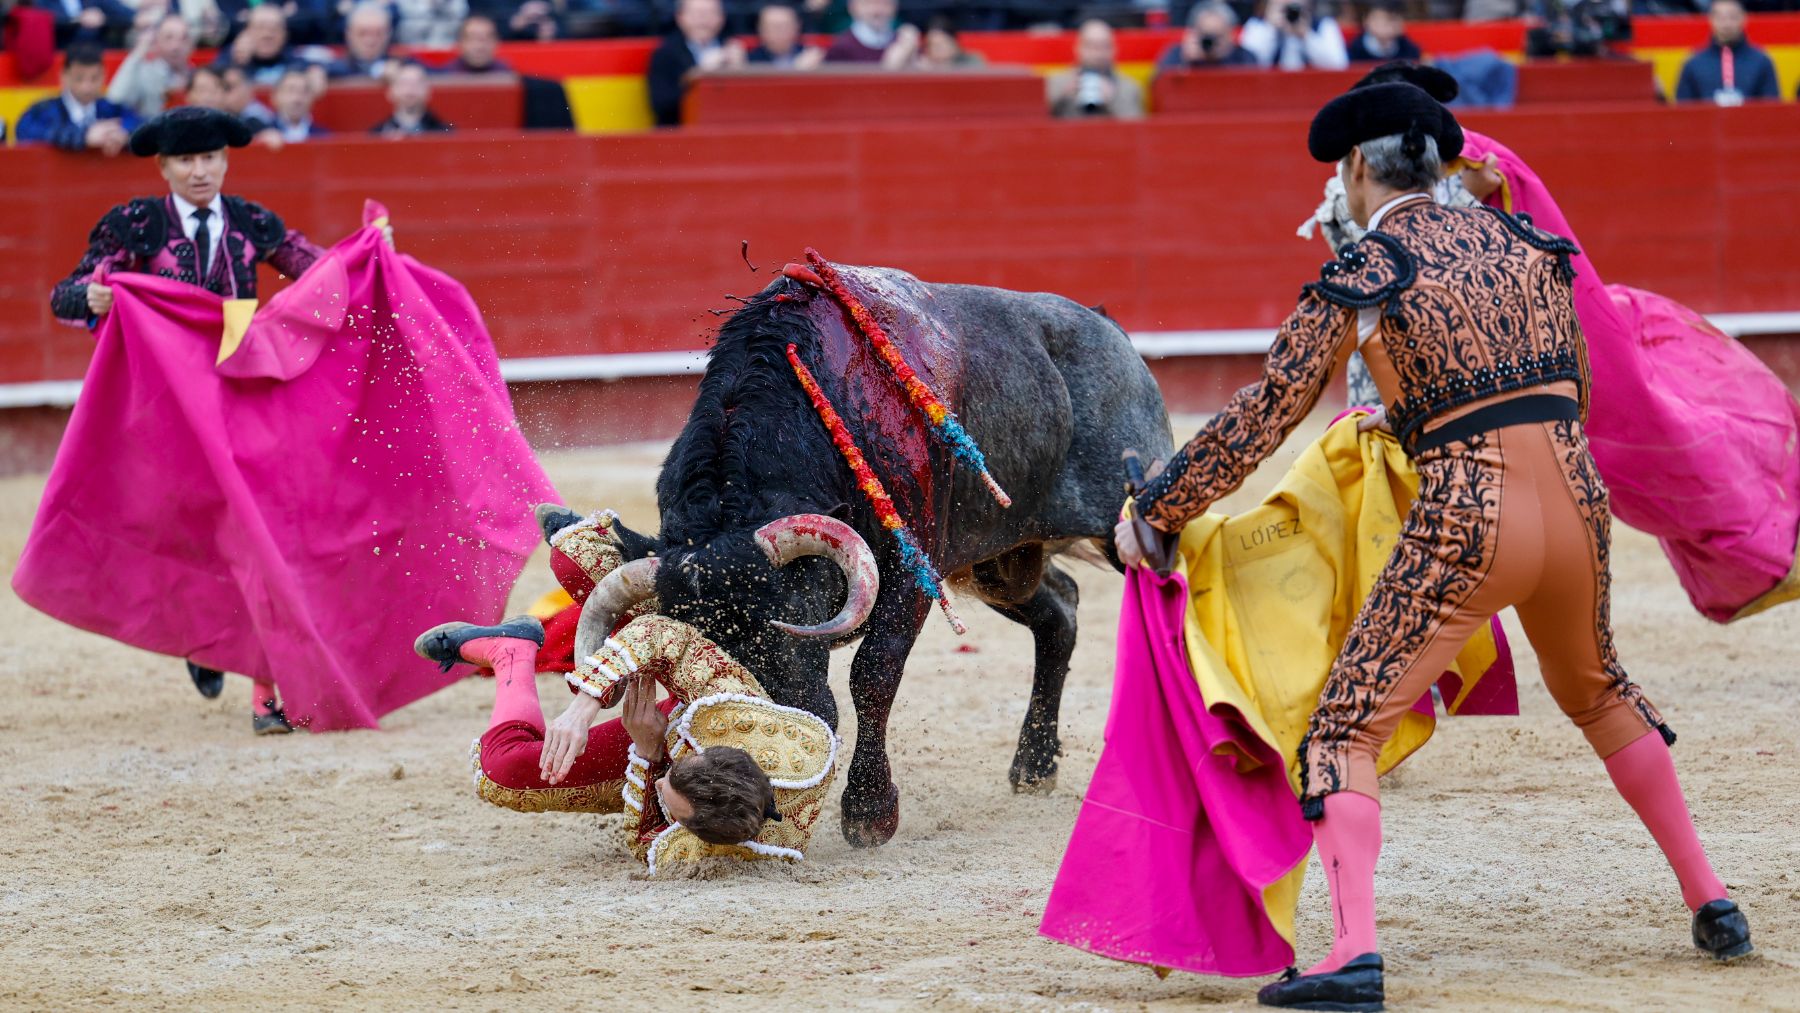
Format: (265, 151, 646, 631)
(572, 514, 879, 705)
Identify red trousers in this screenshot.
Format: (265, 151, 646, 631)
(472, 698, 676, 814)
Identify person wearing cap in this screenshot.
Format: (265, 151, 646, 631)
(49, 104, 324, 732)
(1119, 81, 1750, 1010)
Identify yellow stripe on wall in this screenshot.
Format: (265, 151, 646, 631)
(1639, 44, 1800, 99)
(1, 88, 57, 146)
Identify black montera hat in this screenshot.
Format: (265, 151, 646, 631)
(1352, 60, 1459, 104)
(1307, 81, 1465, 164)
(129, 106, 254, 158)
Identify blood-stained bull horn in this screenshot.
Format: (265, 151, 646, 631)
(573, 556, 662, 667)
(754, 515, 880, 638)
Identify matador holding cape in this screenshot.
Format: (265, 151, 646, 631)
(1118, 83, 1752, 1010)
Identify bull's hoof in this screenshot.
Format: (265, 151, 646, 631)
(841, 783, 900, 848)
(1009, 745, 1060, 795)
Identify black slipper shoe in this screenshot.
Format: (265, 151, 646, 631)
(187, 661, 225, 699)
(535, 503, 584, 544)
(1693, 899, 1753, 961)
(1257, 954, 1385, 1012)
(252, 707, 294, 735)
(413, 615, 546, 672)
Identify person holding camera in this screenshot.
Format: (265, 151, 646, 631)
(1239, 0, 1348, 70)
(1156, 2, 1258, 71)
(1047, 19, 1145, 119)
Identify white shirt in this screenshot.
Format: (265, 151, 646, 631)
(849, 20, 895, 50)
(62, 92, 98, 127)
(171, 192, 225, 273)
(1355, 192, 1430, 346)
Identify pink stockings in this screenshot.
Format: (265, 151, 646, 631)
(1304, 729, 1728, 975)
(460, 637, 547, 732)
(1305, 792, 1383, 976)
(1603, 729, 1728, 912)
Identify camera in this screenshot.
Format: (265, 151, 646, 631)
(1199, 32, 1218, 54)
(1075, 70, 1109, 114)
(1525, 0, 1631, 57)
(1283, 2, 1303, 23)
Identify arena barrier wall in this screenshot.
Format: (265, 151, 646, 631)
(2, 100, 1798, 471)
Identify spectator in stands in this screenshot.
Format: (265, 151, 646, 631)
(475, 0, 559, 41)
(1347, 0, 1420, 63)
(1156, 2, 1258, 70)
(268, 66, 330, 141)
(647, 0, 745, 128)
(824, 0, 919, 67)
(220, 64, 279, 129)
(748, 4, 824, 68)
(34, 0, 132, 48)
(328, 2, 397, 80)
(1238, 0, 1347, 70)
(1047, 19, 1144, 119)
(214, 5, 298, 86)
(17, 46, 139, 154)
(1674, 0, 1779, 105)
(395, 0, 468, 47)
(107, 11, 194, 118)
(372, 61, 454, 134)
(440, 13, 514, 73)
(915, 16, 983, 68)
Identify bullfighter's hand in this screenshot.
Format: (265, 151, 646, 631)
(1356, 405, 1390, 433)
(86, 283, 114, 316)
(1460, 153, 1504, 201)
(541, 693, 602, 784)
(621, 675, 669, 764)
(1114, 515, 1146, 569)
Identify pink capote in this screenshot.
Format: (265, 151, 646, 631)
(1464, 130, 1800, 621)
(1039, 566, 1308, 977)
(12, 202, 555, 730)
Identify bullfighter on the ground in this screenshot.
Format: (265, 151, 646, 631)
(1119, 82, 1751, 1010)
(414, 506, 840, 872)
(47, 106, 323, 731)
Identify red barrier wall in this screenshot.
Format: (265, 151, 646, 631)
(4, 102, 1799, 389)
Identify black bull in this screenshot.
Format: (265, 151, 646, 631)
(603, 264, 1171, 847)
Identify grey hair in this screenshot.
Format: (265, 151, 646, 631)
(348, 1, 392, 27)
(1190, 1, 1239, 28)
(1354, 132, 1441, 193)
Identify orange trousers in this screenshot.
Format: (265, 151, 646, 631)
(1300, 414, 1667, 811)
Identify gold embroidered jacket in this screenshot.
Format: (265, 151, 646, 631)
(572, 615, 839, 874)
(1138, 201, 1585, 531)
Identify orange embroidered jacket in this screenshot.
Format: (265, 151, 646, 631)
(1138, 200, 1585, 531)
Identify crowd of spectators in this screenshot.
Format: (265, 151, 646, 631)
(1, 0, 1796, 145)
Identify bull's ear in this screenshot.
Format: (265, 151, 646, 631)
(827, 501, 853, 521)
(610, 518, 660, 561)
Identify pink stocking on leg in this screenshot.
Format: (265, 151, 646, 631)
(463, 637, 548, 733)
(1603, 730, 1727, 912)
(1305, 791, 1383, 976)
(251, 679, 280, 714)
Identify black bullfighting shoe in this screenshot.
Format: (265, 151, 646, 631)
(534, 503, 584, 544)
(1693, 899, 1754, 961)
(1257, 954, 1385, 1012)
(187, 661, 225, 699)
(414, 615, 546, 672)
(252, 705, 294, 735)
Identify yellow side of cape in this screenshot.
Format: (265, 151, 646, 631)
(1167, 414, 1503, 945)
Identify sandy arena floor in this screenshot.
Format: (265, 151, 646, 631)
(2, 414, 1798, 1011)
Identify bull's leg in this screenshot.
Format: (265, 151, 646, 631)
(841, 589, 930, 848)
(986, 563, 1079, 795)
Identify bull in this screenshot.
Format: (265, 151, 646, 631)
(578, 259, 1171, 847)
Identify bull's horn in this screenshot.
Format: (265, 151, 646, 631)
(572, 557, 662, 666)
(754, 515, 880, 638)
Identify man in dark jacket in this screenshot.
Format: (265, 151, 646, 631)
(16, 46, 140, 155)
(646, 0, 744, 127)
(370, 62, 454, 134)
(1674, 0, 1780, 104)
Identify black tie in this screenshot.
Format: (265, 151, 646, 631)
(193, 206, 213, 283)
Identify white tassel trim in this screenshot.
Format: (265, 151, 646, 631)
(573, 635, 643, 698)
(467, 736, 484, 793)
(738, 839, 804, 862)
(673, 692, 841, 790)
(547, 508, 621, 551)
(643, 822, 685, 877)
